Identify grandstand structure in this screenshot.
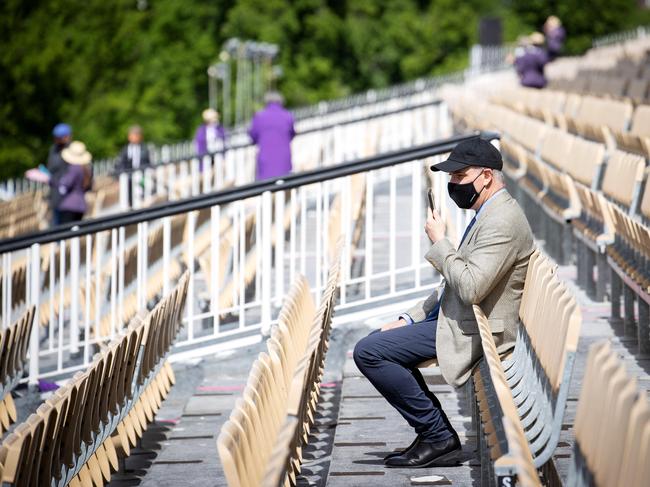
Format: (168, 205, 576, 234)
(0, 26, 648, 487)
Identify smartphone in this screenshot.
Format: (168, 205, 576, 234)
(427, 188, 436, 212)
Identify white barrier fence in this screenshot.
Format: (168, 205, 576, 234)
(0, 104, 487, 385)
(117, 97, 446, 211)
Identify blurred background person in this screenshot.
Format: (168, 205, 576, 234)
(514, 32, 549, 89)
(116, 125, 151, 207)
(194, 108, 226, 157)
(116, 125, 150, 172)
(57, 141, 93, 224)
(47, 123, 72, 226)
(248, 91, 296, 181)
(544, 15, 566, 61)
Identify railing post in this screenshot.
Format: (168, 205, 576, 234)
(261, 190, 273, 334)
(70, 236, 80, 354)
(274, 188, 285, 307)
(163, 217, 171, 297)
(210, 205, 221, 331)
(412, 159, 422, 287)
(119, 173, 130, 210)
(28, 243, 40, 385)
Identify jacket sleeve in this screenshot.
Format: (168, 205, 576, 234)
(115, 146, 128, 174)
(141, 145, 151, 167)
(404, 286, 442, 323)
(58, 167, 80, 195)
(248, 118, 259, 143)
(425, 224, 519, 305)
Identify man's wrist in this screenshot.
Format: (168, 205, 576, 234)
(398, 314, 414, 325)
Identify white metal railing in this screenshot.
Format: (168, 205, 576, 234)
(115, 98, 445, 211)
(0, 103, 485, 385)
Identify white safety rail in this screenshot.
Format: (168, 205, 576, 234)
(0, 108, 485, 385)
(116, 99, 448, 210)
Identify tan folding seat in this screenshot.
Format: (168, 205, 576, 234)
(627, 78, 649, 104)
(613, 104, 650, 156)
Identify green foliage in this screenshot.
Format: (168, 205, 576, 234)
(0, 0, 648, 180)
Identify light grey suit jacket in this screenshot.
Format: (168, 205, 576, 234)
(406, 190, 535, 387)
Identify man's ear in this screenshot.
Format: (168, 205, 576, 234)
(484, 169, 492, 187)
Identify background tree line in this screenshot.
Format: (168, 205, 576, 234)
(1, 0, 647, 180)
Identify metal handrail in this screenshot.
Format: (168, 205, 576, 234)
(0, 131, 499, 254)
(112, 98, 444, 176)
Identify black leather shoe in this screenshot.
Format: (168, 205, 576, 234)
(383, 435, 421, 462)
(384, 435, 461, 468)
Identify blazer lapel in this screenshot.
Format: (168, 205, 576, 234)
(460, 191, 511, 249)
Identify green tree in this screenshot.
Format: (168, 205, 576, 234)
(1, 0, 648, 181)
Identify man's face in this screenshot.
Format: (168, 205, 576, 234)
(128, 131, 143, 144)
(55, 134, 71, 146)
(449, 166, 484, 185)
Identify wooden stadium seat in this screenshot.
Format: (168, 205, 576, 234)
(626, 78, 649, 105)
(470, 249, 581, 485)
(0, 307, 35, 436)
(218, 238, 344, 487)
(0, 272, 190, 486)
(612, 104, 650, 157)
(601, 197, 650, 355)
(567, 341, 650, 487)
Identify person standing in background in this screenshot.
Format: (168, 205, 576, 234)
(116, 125, 151, 172)
(47, 123, 72, 226)
(248, 92, 296, 180)
(116, 125, 151, 207)
(544, 16, 566, 61)
(514, 32, 549, 89)
(57, 141, 93, 224)
(194, 108, 226, 157)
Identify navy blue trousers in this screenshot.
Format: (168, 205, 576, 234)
(353, 318, 455, 442)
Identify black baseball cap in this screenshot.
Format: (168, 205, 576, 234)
(431, 137, 503, 172)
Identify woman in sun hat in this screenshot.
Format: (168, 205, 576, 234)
(57, 141, 93, 224)
(514, 32, 549, 89)
(194, 108, 226, 157)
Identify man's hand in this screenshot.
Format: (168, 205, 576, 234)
(380, 319, 407, 332)
(425, 208, 446, 243)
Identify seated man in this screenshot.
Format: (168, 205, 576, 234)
(353, 137, 535, 468)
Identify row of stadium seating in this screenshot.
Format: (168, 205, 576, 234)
(0, 272, 188, 486)
(217, 242, 341, 486)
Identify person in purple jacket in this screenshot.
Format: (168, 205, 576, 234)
(544, 16, 566, 61)
(514, 33, 549, 89)
(57, 141, 93, 224)
(248, 92, 296, 180)
(194, 108, 226, 157)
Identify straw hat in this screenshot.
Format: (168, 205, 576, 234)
(202, 108, 219, 123)
(529, 32, 545, 46)
(545, 16, 561, 29)
(61, 141, 92, 166)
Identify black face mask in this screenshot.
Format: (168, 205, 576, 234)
(448, 172, 484, 209)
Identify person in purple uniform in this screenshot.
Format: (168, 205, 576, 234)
(248, 92, 296, 180)
(194, 108, 226, 157)
(514, 33, 549, 89)
(544, 16, 566, 61)
(57, 141, 93, 224)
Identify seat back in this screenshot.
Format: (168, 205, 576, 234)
(600, 150, 645, 209)
(568, 341, 650, 487)
(564, 136, 606, 189)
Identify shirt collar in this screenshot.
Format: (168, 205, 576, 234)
(476, 188, 506, 218)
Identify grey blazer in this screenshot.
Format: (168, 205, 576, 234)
(406, 190, 535, 387)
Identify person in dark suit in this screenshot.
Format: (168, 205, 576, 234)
(353, 138, 535, 468)
(116, 125, 151, 172)
(115, 125, 151, 207)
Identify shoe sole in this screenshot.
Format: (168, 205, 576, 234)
(384, 447, 462, 469)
